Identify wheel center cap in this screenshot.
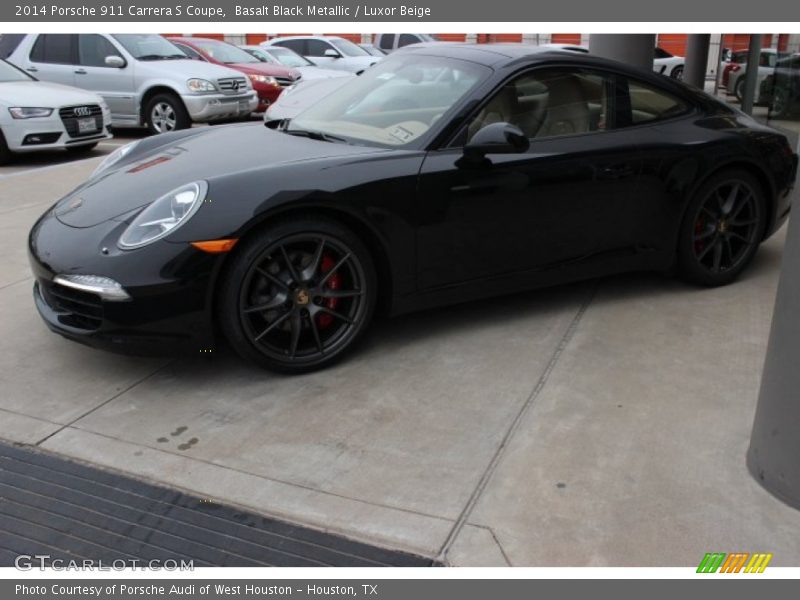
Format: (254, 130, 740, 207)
(718, 219, 729, 233)
(295, 288, 310, 306)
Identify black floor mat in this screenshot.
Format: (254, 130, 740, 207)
(0, 441, 437, 567)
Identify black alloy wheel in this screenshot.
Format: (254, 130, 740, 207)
(220, 218, 376, 373)
(677, 170, 765, 286)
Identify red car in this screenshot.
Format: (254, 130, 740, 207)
(168, 37, 300, 112)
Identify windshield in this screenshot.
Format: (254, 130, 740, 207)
(289, 54, 489, 148)
(112, 34, 186, 60)
(330, 38, 370, 57)
(243, 47, 276, 63)
(190, 39, 260, 64)
(267, 47, 314, 68)
(0, 59, 33, 82)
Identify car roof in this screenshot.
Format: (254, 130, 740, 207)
(267, 35, 346, 42)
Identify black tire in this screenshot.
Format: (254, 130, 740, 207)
(0, 130, 11, 165)
(145, 93, 190, 135)
(66, 142, 99, 153)
(734, 78, 745, 102)
(677, 169, 766, 286)
(771, 87, 791, 118)
(670, 65, 684, 80)
(218, 216, 377, 373)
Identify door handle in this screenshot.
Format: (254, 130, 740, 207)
(74, 69, 87, 75)
(26, 67, 38, 72)
(598, 164, 635, 180)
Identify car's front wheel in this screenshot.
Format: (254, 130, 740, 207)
(146, 93, 190, 135)
(670, 65, 684, 80)
(677, 169, 766, 286)
(219, 217, 377, 373)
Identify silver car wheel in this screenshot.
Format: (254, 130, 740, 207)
(151, 102, 177, 133)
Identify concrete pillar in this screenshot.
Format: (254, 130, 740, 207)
(748, 186, 800, 511)
(740, 34, 762, 114)
(684, 34, 711, 88)
(588, 34, 656, 71)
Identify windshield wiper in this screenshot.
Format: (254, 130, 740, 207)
(285, 129, 348, 143)
(137, 54, 186, 61)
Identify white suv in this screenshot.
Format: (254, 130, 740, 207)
(262, 36, 381, 75)
(5, 34, 258, 134)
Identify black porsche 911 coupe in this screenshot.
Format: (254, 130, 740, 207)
(29, 44, 797, 373)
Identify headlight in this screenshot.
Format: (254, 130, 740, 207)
(8, 107, 53, 119)
(187, 78, 217, 93)
(248, 74, 278, 85)
(91, 140, 139, 178)
(119, 181, 207, 249)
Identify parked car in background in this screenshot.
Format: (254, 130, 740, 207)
(359, 44, 387, 57)
(760, 54, 800, 118)
(726, 48, 785, 103)
(373, 33, 440, 53)
(0, 58, 111, 163)
(5, 34, 257, 134)
(653, 47, 684, 79)
(168, 37, 299, 113)
(263, 36, 381, 74)
(239, 45, 352, 81)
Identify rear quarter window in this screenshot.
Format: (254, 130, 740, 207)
(626, 79, 690, 124)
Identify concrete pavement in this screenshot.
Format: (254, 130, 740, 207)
(2, 156, 800, 566)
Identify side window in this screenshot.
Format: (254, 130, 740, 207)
(624, 78, 688, 125)
(398, 34, 420, 48)
(0, 34, 25, 59)
(466, 68, 614, 142)
(378, 34, 395, 50)
(275, 39, 305, 55)
(306, 39, 332, 57)
(30, 34, 75, 64)
(78, 35, 123, 67)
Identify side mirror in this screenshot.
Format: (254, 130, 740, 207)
(463, 122, 529, 160)
(324, 48, 341, 59)
(104, 55, 125, 68)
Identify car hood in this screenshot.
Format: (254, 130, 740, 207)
(267, 77, 350, 118)
(54, 123, 388, 228)
(136, 58, 249, 81)
(225, 62, 299, 78)
(0, 80, 103, 106)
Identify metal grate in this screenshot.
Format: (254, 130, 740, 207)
(58, 105, 103, 138)
(0, 442, 438, 567)
(39, 281, 103, 331)
(217, 77, 248, 94)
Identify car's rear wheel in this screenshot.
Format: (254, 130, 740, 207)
(670, 65, 684, 80)
(146, 93, 190, 135)
(734, 78, 746, 102)
(677, 170, 766, 286)
(219, 217, 377, 373)
(771, 87, 791, 118)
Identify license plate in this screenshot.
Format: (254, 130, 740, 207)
(77, 117, 97, 134)
(239, 99, 250, 112)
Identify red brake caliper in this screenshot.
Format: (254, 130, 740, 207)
(317, 255, 341, 330)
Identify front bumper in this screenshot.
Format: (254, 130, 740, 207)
(1, 112, 112, 152)
(28, 211, 221, 356)
(182, 91, 258, 122)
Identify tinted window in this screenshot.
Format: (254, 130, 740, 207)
(30, 34, 75, 64)
(78, 34, 123, 67)
(173, 42, 204, 60)
(378, 34, 395, 50)
(305, 39, 333, 57)
(275, 39, 307, 55)
(654, 47, 672, 59)
(625, 79, 689, 124)
(0, 34, 24, 59)
(330, 38, 369, 57)
(467, 68, 614, 141)
(398, 34, 422, 48)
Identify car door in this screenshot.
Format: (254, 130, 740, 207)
(415, 67, 644, 290)
(25, 34, 76, 86)
(76, 34, 136, 120)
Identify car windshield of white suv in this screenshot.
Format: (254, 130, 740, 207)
(330, 38, 371, 57)
(268, 47, 315, 68)
(0, 60, 32, 82)
(287, 54, 489, 148)
(191, 40, 261, 64)
(112, 34, 186, 60)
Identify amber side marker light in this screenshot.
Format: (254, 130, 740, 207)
(191, 239, 239, 253)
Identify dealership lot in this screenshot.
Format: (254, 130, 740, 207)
(3, 146, 800, 565)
